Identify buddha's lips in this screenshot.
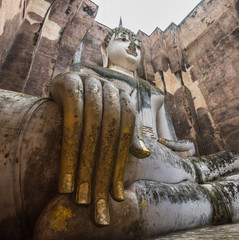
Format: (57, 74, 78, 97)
(126, 49, 137, 57)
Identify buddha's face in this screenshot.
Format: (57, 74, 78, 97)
(106, 30, 141, 72)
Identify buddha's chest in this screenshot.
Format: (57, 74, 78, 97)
(107, 78, 155, 136)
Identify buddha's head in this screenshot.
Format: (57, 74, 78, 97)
(101, 26, 142, 76)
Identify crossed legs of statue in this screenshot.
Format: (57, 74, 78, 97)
(33, 139, 239, 240)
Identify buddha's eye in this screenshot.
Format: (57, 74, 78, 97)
(134, 40, 141, 49)
(121, 34, 128, 41)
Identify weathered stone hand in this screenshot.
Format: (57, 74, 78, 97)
(158, 138, 196, 157)
(50, 72, 147, 225)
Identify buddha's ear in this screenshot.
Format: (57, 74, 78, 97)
(101, 43, 108, 68)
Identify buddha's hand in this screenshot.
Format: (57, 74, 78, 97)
(50, 72, 139, 226)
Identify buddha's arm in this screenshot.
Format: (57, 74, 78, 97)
(156, 102, 177, 140)
(152, 91, 195, 156)
(151, 92, 176, 140)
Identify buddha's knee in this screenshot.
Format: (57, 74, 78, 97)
(33, 191, 140, 240)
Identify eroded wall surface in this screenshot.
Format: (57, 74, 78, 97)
(0, 0, 24, 68)
(154, 0, 239, 154)
(0, 0, 238, 154)
(0, 0, 97, 96)
(178, 0, 239, 154)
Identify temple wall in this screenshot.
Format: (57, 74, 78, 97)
(78, 21, 111, 67)
(177, 0, 239, 154)
(0, 0, 238, 154)
(148, 0, 239, 154)
(0, 0, 24, 68)
(180, 0, 238, 154)
(0, 0, 97, 96)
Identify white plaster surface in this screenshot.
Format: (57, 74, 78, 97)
(162, 69, 182, 95)
(41, 18, 61, 41)
(26, 0, 50, 18)
(143, 199, 212, 236)
(182, 67, 208, 110)
(154, 72, 164, 92)
(129, 180, 213, 238)
(0, 0, 23, 35)
(25, 15, 39, 25)
(124, 136, 196, 186)
(147, 223, 239, 239)
(105, 32, 141, 75)
(25, 0, 62, 41)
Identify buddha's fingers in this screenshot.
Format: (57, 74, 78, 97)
(93, 82, 121, 226)
(130, 113, 151, 159)
(111, 92, 135, 202)
(76, 77, 103, 204)
(50, 73, 84, 193)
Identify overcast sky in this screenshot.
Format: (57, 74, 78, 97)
(92, 0, 202, 35)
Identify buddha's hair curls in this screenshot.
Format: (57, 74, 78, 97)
(103, 27, 139, 47)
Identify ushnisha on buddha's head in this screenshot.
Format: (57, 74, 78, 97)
(101, 23, 142, 76)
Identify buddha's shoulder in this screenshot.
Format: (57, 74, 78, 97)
(71, 63, 137, 87)
(137, 78, 164, 95)
(70, 63, 163, 95)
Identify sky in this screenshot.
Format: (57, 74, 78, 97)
(92, 0, 202, 35)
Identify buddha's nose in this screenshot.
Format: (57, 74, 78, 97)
(128, 41, 136, 52)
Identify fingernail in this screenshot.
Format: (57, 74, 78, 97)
(95, 199, 110, 225)
(76, 182, 90, 204)
(58, 174, 74, 193)
(113, 181, 124, 201)
(132, 139, 150, 158)
(158, 138, 166, 145)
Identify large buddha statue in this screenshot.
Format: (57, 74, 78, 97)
(0, 24, 239, 240)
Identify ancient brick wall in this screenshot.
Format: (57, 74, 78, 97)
(78, 21, 111, 67)
(176, 0, 239, 154)
(145, 0, 239, 154)
(0, 0, 25, 68)
(0, 0, 97, 96)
